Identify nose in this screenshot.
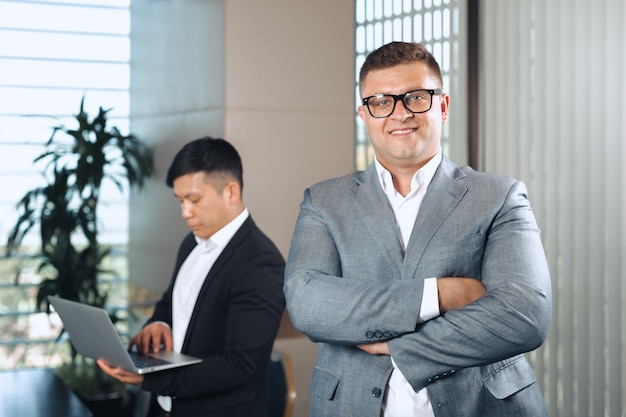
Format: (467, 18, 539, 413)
(390, 98, 413, 121)
(180, 201, 193, 219)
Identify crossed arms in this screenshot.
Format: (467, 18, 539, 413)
(283, 179, 551, 390)
(356, 277, 487, 355)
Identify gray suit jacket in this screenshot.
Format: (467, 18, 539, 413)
(284, 156, 551, 417)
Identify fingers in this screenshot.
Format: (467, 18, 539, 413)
(161, 325, 173, 352)
(128, 335, 138, 351)
(97, 359, 143, 386)
(356, 341, 390, 355)
(132, 322, 173, 354)
(97, 358, 115, 375)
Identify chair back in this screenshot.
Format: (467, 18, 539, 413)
(267, 349, 297, 417)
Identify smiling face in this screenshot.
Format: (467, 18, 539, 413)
(173, 171, 242, 240)
(358, 61, 449, 174)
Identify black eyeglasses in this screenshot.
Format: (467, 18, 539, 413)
(361, 88, 443, 118)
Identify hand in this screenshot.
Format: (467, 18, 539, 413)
(437, 277, 486, 313)
(129, 321, 173, 354)
(357, 341, 390, 355)
(97, 358, 144, 386)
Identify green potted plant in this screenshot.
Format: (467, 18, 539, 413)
(5, 96, 153, 415)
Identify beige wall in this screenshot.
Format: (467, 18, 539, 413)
(128, 1, 355, 416)
(223, 0, 356, 258)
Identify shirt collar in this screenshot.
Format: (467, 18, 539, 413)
(374, 150, 442, 195)
(194, 208, 249, 250)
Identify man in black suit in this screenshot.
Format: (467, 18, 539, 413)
(98, 137, 286, 417)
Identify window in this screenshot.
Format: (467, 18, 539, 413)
(0, 0, 131, 369)
(355, 0, 466, 170)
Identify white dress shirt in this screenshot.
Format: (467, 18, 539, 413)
(374, 151, 442, 417)
(158, 208, 249, 412)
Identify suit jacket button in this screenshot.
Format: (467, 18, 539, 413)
(374, 331, 382, 338)
(371, 387, 382, 398)
(366, 331, 374, 338)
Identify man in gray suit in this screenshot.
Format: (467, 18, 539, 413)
(284, 42, 551, 417)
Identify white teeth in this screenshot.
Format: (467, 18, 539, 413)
(392, 129, 414, 134)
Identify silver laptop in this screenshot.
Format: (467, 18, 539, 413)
(48, 295, 201, 374)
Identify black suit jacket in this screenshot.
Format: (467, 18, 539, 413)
(141, 216, 286, 417)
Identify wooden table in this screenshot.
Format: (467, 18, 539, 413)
(0, 368, 92, 416)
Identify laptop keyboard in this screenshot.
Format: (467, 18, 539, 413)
(128, 350, 171, 368)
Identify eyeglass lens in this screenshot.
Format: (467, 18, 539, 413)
(366, 90, 435, 118)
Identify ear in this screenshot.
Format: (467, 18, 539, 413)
(223, 181, 241, 204)
(440, 94, 450, 123)
(357, 105, 367, 123)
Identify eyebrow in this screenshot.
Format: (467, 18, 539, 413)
(173, 191, 201, 199)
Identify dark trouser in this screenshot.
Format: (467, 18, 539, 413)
(145, 395, 170, 417)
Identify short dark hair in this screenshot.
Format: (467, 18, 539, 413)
(165, 136, 244, 191)
(358, 42, 443, 92)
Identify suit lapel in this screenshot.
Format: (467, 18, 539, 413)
(180, 217, 254, 352)
(351, 160, 468, 281)
(352, 166, 405, 276)
(201, 216, 252, 289)
(401, 157, 468, 278)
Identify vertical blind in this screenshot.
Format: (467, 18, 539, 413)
(481, 1, 625, 416)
